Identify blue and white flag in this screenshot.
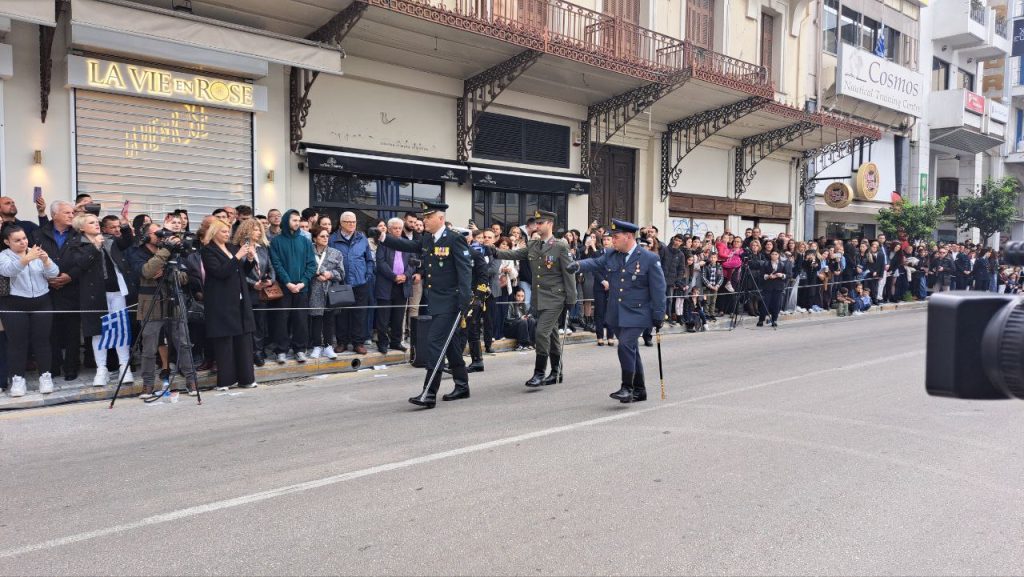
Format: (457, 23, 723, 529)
(99, 308, 132, 349)
(874, 26, 886, 57)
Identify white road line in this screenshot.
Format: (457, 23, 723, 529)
(0, 349, 924, 560)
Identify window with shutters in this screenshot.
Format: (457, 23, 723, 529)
(686, 0, 715, 50)
(760, 13, 774, 81)
(474, 112, 570, 168)
(605, 0, 640, 22)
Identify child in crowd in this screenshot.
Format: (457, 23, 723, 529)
(852, 284, 872, 315)
(833, 286, 854, 317)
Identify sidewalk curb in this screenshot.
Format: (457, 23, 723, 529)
(0, 300, 927, 411)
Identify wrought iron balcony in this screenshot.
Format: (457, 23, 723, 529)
(970, 2, 987, 24)
(361, 0, 769, 88)
(996, 16, 1008, 38)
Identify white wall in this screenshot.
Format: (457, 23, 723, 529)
(5, 20, 72, 213)
(669, 144, 731, 197)
(255, 63, 290, 215)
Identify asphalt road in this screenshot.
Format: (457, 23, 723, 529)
(1, 308, 1022, 576)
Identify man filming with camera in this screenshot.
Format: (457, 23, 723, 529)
(132, 214, 198, 399)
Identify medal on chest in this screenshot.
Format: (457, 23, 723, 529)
(434, 246, 449, 267)
(544, 255, 556, 270)
(632, 261, 640, 281)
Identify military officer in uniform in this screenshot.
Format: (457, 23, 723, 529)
(575, 219, 666, 403)
(491, 209, 577, 387)
(376, 201, 473, 408)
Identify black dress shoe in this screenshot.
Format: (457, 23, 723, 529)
(484, 346, 494, 354)
(756, 320, 764, 327)
(64, 373, 78, 382)
(622, 387, 647, 403)
(392, 344, 408, 352)
(610, 386, 632, 401)
(408, 396, 436, 408)
(643, 339, 653, 347)
(378, 344, 388, 355)
(466, 361, 484, 373)
(771, 321, 778, 327)
(253, 355, 266, 367)
(441, 388, 470, 401)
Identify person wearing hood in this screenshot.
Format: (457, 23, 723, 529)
(329, 211, 375, 355)
(269, 209, 317, 364)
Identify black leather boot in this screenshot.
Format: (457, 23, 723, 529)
(442, 375, 470, 401)
(409, 371, 440, 408)
(466, 341, 484, 373)
(610, 371, 635, 401)
(542, 353, 563, 385)
(525, 355, 547, 387)
(625, 372, 647, 403)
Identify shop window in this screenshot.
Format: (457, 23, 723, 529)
(310, 174, 445, 229)
(474, 113, 570, 168)
(473, 189, 568, 231)
(937, 178, 958, 215)
(958, 69, 976, 92)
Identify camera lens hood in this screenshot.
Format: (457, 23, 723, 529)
(981, 298, 1024, 400)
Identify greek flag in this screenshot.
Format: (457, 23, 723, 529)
(874, 26, 886, 57)
(99, 309, 131, 350)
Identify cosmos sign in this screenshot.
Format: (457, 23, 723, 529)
(837, 46, 924, 118)
(67, 55, 267, 112)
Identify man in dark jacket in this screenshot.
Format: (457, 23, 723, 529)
(269, 209, 317, 364)
(375, 218, 417, 354)
(330, 211, 375, 355)
(31, 201, 81, 380)
(661, 235, 685, 322)
(0, 196, 48, 237)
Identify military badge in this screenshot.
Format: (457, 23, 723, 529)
(545, 255, 556, 269)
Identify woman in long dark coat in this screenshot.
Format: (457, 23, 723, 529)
(66, 213, 133, 387)
(201, 219, 257, 390)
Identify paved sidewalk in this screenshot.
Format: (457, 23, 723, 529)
(0, 300, 927, 410)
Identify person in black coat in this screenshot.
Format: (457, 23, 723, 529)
(375, 218, 418, 353)
(66, 213, 134, 387)
(973, 249, 992, 291)
(31, 201, 82, 380)
(758, 250, 789, 327)
(201, 219, 257, 390)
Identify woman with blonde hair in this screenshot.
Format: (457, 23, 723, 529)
(202, 219, 257, 390)
(66, 213, 133, 387)
(233, 218, 275, 367)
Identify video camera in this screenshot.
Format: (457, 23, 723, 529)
(155, 229, 199, 256)
(926, 241, 1024, 400)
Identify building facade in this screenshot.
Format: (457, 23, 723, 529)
(0, 0, 886, 240)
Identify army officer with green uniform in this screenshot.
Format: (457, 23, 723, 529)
(491, 209, 577, 387)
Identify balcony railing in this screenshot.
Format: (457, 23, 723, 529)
(970, 2, 987, 24)
(365, 0, 769, 88)
(996, 16, 1009, 38)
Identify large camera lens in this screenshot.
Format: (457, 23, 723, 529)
(981, 299, 1024, 399)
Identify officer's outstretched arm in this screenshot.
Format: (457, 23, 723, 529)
(574, 250, 607, 273)
(380, 234, 420, 254)
(493, 246, 529, 261)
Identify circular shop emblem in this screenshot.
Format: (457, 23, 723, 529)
(855, 162, 880, 200)
(824, 182, 853, 209)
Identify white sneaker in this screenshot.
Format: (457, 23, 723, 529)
(295, 351, 308, 363)
(9, 376, 26, 397)
(309, 346, 322, 359)
(238, 381, 257, 389)
(852, 311, 865, 316)
(323, 345, 338, 360)
(557, 329, 565, 335)
(118, 364, 134, 384)
(276, 353, 287, 365)
(795, 307, 806, 313)
(93, 367, 110, 387)
(38, 372, 54, 394)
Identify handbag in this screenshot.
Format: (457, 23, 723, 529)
(186, 299, 205, 323)
(327, 282, 355, 307)
(259, 282, 284, 302)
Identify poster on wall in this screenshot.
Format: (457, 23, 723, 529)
(666, 217, 725, 239)
(854, 163, 880, 200)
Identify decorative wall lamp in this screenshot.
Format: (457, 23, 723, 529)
(33, 150, 42, 165)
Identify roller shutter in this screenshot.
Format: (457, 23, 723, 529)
(75, 90, 253, 219)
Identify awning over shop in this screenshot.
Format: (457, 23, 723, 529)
(0, 0, 55, 26)
(469, 165, 591, 195)
(305, 147, 469, 184)
(930, 127, 1004, 155)
(71, 0, 344, 77)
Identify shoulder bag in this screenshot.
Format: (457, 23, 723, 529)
(254, 260, 283, 302)
(327, 281, 355, 307)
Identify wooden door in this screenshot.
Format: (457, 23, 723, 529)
(687, 0, 715, 51)
(760, 13, 774, 78)
(589, 145, 636, 225)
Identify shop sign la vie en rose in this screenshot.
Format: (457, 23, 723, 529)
(66, 55, 268, 113)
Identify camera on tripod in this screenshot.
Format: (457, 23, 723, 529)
(926, 241, 1024, 401)
(155, 229, 199, 255)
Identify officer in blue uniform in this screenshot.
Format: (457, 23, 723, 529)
(574, 219, 667, 402)
(376, 201, 473, 408)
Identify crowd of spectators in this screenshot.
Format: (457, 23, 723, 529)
(0, 194, 1017, 399)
